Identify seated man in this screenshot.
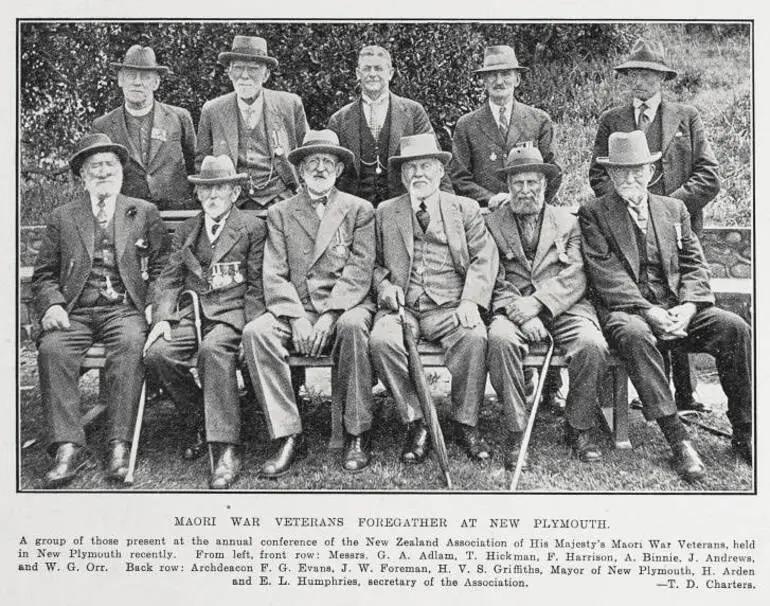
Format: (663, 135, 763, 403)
(32, 133, 168, 487)
(145, 155, 267, 489)
(370, 134, 499, 464)
(485, 146, 609, 469)
(242, 130, 375, 477)
(580, 131, 752, 481)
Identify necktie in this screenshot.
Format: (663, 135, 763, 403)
(211, 222, 221, 237)
(416, 201, 431, 233)
(519, 215, 538, 257)
(637, 102, 651, 133)
(628, 203, 648, 233)
(96, 200, 108, 228)
(498, 105, 509, 141)
(313, 196, 327, 219)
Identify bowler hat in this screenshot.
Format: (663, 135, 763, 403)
(69, 133, 129, 176)
(474, 45, 529, 74)
(110, 45, 170, 74)
(188, 155, 247, 185)
(595, 131, 663, 167)
(388, 134, 452, 170)
(496, 145, 561, 201)
(614, 39, 677, 80)
(287, 130, 355, 169)
(218, 35, 279, 69)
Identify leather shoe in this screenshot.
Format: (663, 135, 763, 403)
(565, 425, 602, 463)
(672, 440, 705, 483)
(43, 443, 89, 488)
(182, 430, 207, 461)
(453, 422, 490, 461)
(503, 433, 528, 472)
(210, 444, 242, 489)
(676, 399, 712, 414)
(343, 433, 371, 473)
(402, 421, 430, 464)
(732, 429, 753, 466)
(105, 440, 130, 481)
(261, 434, 306, 479)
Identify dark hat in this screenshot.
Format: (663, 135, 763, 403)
(110, 45, 170, 74)
(595, 131, 663, 167)
(287, 130, 355, 168)
(388, 134, 452, 170)
(614, 39, 677, 80)
(496, 145, 561, 201)
(218, 35, 279, 69)
(188, 155, 247, 185)
(69, 133, 129, 176)
(474, 45, 529, 74)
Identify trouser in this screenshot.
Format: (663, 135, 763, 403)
(370, 304, 487, 426)
(37, 304, 146, 449)
(671, 348, 698, 405)
(242, 307, 374, 439)
(487, 314, 609, 432)
(145, 318, 242, 444)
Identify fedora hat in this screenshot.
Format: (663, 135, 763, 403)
(188, 155, 247, 185)
(388, 134, 452, 170)
(69, 133, 129, 176)
(474, 45, 528, 74)
(614, 39, 677, 80)
(496, 145, 561, 201)
(110, 45, 170, 74)
(595, 131, 663, 167)
(287, 130, 355, 168)
(218, 35, 279, 69)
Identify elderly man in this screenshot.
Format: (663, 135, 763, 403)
(196, 35, 308, 214)
(32, 133, 168, 487)
(580, 131, 752, 481)
(242, 130, 375, 476)
(92, 45, 196, 210)
(485, 147, 609, 469)
(589, 39, 721, 413)
(370, 134, 498, 464)
(328, 45, 452, 206)
(145, 155, 267, 489)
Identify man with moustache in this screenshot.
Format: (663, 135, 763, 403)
(370, 134, 498, 464)
(242, 130, 375, 476)
(92, 45, 197, 210)
(145, 155, 267, 489)
(32, 133, 168, 487)
(196, 35, 308, 214)
(328, 45, 452, 206)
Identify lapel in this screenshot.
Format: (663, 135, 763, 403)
(604, 193, 640, 281)
(659, 101, 682, 156)
(647, 194, 677, 284)
(347, 100, 363, 162)
(392, 194, 414, 261)
(532, 206, 557, 273)
(291, 193, 321, 241)
(311, 189, 350, 268)
(492, 204, 530, 271)
(262, 89, 282, 157)
(114, 108, 143, 167)
(505, 100, 524, 148)
(73, 196, 96, 259)
(437, 194, 468, 271)
(222, 93, 241, 160)
(477, 103, 504, 146)
(146, 102, 167, 170)
(113, 195, 133, 263)
(181, 213, 206, 279)
(387, 93, 406, 159)
(211, 208, 244, 265)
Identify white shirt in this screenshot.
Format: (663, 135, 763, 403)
(90, 194, 117, 224)
(411, 189, 440, 219)
(205, 210, 232, 243)
(489, 98, 515, 130)
(361, 92, 390, 137)
(307, 189, 331, 219)
(238, 93, 264, 129)
(623, 193, 649, 233)
(124, 101, 154, 118)
(633, 92, 661, 127)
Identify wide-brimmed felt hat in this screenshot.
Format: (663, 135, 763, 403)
(614, 38, 677, 80)
(69, 133, 129, 176)
(595, 131, 663, 167)
(474, 45, 529, 74)
(218, 35, 279, 69)
(188, 155, 247, 185)
(388, 134, 452, 170)
(496, 145, 561, 201)
(287, 130, 355, 168)
(110, 45, 170, 74)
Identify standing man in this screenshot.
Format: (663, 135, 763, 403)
(327, 45, 452, 206)
(370, 134, 499, 464)
(242, 130, 376, 477)
(33, 133, 168, 487)
(589, 39, 721, 412)
(486, 147, 609, 470)
(196, 35, 308, 214)
(580, 131, 752, 481)
(145, 156, 267, 489)
(92, 44, 197, 210)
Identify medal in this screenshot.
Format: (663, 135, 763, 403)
(272, 130, 284, 156)
(490, 152, 498, 161)
(274, 145, 284, 157)
(558, 252, 570, 264)
(233, 272, 243, 284)
(141, 271, 149, 282)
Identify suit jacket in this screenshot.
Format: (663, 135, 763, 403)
(588, 100, 720, 234)
(449, 100, 558, 206)
(579, 192, 714, 323)
(485, 204, 598, 323)
(373, 192, 498, 310)
(327, 92, 453, 199)
(264, 188, 375, 319)
(32, 194, 168, 316)
(152, 207, 266, 331)
(92, 102, 196, 210)
(196, 89, 308, 194)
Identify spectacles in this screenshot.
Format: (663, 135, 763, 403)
(304, 157, 338, 171)
(120, 69, 158, 83)
(229, 64, 265, 78)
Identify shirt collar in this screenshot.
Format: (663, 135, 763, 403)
(124, 101, 154, 118)
(489, 98, 514, 121)
(205, 209, 232, 230)
(633, 92, 661, 115)
(90, 194, 117, 217)
(307, 187, 334, 202)
(361, 91, 390, 106)
(237, 93, 264, 117)
(410, 189, 440, 214)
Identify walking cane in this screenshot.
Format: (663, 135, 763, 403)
(509, 333, 555, 491)
(124, 381, 147, 486)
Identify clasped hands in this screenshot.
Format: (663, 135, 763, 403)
(644, 303, 697, 341)
(380, 284, 482, 328)
(506, 296, 548, 343)
(290, 311, 339, 357)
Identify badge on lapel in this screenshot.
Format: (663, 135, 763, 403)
(489, 152, 498, 162)
(332, 227, 348, 256)
(272, 130, 284, 157)
(151, 127, 168, 142)
(209, 261, 243, 289)
(674, 223, 683, 250)
(135, 238, 150, 281)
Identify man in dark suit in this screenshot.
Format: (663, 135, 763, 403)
(196, 35, 309, 214)
(243, 130, 375, 477)
(327, 45, 452, 206)
(145, 155, 267, 489)
(580, 131, 752, 481)
(32, 133, 168, 488)
(92, 45, 197, 210)
(370, 134, 499, 464)
(588, 39, 721, 412)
